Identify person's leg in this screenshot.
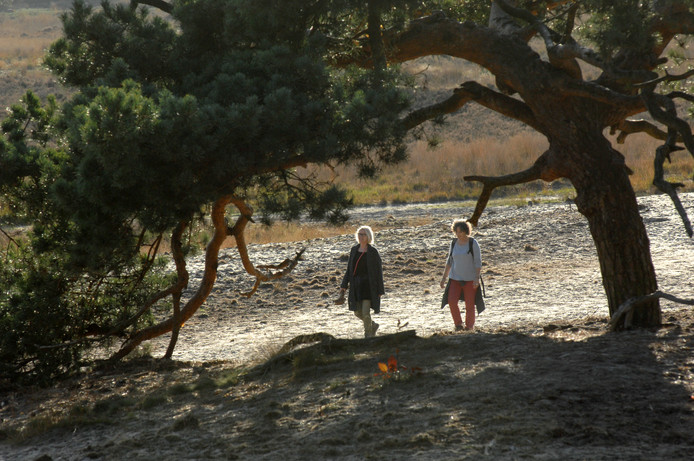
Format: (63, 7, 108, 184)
(462, 281, 477, 330)
(360, 300, 373, 337)
(447, 280, 463, 329)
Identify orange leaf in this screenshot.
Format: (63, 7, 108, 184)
(378, 362, 389, 373)
(387, 355, 398, 371)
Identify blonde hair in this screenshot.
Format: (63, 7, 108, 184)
(355, 225, 374, 244)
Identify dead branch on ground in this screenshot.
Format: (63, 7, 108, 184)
(609, 291, 694, 331)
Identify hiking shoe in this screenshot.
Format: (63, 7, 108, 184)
(455, 324, 464, 332)
(372, 322, 379, 336)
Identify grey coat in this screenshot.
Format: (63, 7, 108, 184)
(340, 244, 385, 313)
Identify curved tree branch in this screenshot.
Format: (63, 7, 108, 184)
(401, 88, 473, 131)
(561, 79, 646, 117)
(641, 87, 694, 158)
(112, 195, 232, 361)
(635, 68, 694, 88)
(667, 90, 694, 104)
(464, 151, 559, 226)
(639, 82, 694, 237)
(455, 81, 541, 131)
(130, 0, 172, 14)
(653, 128, 693, 238)
(611, 119, 668, 144)
(379, 11, 537, 87)
(401, 80, 540, 133)
(227, 197, 305, 297)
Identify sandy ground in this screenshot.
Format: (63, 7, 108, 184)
(149, 192, 694, 364)
(1, 193, 693, 460)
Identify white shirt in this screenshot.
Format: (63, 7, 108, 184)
(447, 239, 482, 281)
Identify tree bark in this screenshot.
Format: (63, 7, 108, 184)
(551, 133, 660, 328)
(165, 221, 189, 359)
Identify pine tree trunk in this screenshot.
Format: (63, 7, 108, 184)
(560, 135, 661, 328)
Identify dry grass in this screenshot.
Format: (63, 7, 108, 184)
(0, 9, 61, 65)
(219, 214, 437, 247)
(310, 132, 560, 205)
(323, 130, 694, 206)
(220, 221, 354, 248)
(0, 9, 65, 109)
(614, 133, 694, 193)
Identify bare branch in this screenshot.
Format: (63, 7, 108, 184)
(402, 80, 540, 133)
(641, 87, 694, 158)
(561, 2, 579, 43)
(562, 80, 644, 114)
(1, 226, 19, 251)
(652, 129, 693, 237)
(464, 152, 559, 226)
(401, 89, 473, 131)
(165, 221, 190, 358)
(666, 90, 694, 104)
(635, 68, 694, 88)
(609, 290, 694, 331)
(130, 0, 172, 14)
(611, 119, 668, 144)
(640, 81, 694, 237)
(227, 197, 305, 297)
(455, 81, 541, 131)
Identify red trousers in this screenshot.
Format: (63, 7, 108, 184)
(448, 280, 476, 330)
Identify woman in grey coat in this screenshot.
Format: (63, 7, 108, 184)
(338, 226, 385, 338)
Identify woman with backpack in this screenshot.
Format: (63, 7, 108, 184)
(440, 219, 482, 331)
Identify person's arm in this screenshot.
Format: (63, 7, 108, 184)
(441, 241, 454, 288)
(440, 263, 451, 289)
(472, 241, 482, 288)
(340, 247, 353, 292)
